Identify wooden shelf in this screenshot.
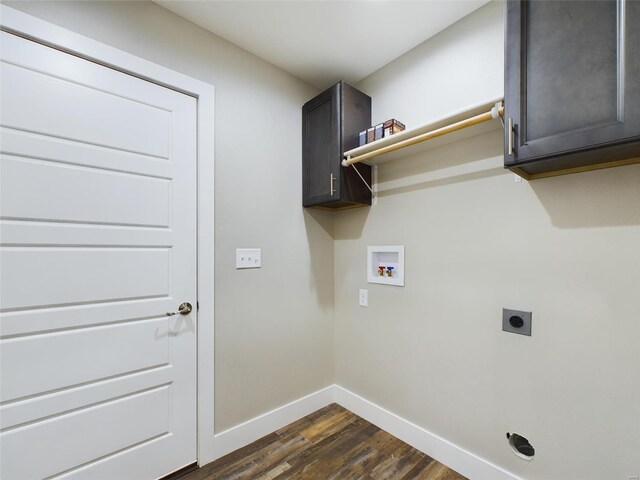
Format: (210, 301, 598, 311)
(343, 98, 504, 166)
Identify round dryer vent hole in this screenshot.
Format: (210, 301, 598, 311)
(506, 432, 535, 461)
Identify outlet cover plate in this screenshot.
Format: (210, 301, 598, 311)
(236, 248, 261, 269)
(502, 308, 532, 336)
(359, 289, 368, 307)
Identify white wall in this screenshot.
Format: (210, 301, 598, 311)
(4, 0, 334, 434)
(334, 2, 640, 479)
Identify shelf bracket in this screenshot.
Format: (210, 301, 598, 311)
(345, 156, 376, 199)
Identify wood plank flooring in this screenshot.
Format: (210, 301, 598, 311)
(184, 403, 468, 480)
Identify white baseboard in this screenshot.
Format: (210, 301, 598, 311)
(211, 385, 334, 460)
(333, 385, 521, 480)
(212, 384, 520, 480)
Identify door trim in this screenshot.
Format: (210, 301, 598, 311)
(0, 5, 216, 468)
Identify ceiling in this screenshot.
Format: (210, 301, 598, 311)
(155, 1, 491, 90)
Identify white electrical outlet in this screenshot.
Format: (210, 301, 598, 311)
(359, 289, 368, 307)
(236, 248, 261, 269)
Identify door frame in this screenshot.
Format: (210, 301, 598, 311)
(0, 5, 217, 467)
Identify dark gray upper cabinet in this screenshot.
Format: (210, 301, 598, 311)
(303, 81, 372, 209)
(504, 0, 640, 179)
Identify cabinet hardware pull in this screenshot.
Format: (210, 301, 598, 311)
(330, 173, 335, 196)
(508, 117, 514, 156)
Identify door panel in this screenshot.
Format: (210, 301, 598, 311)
(1, 386, 171, 480)
(0, 31, 197, 479)
(1, 247, 170, 309)
(0, 127, 173, 178)
(1, 155, 171, 227)
(1, 61, 171, 158)
(1, 318, 170, 401)
(1, 365, 173, 429)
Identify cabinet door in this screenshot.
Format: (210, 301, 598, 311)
(302, 83, 340, 206)
(505, 0, 640, 167)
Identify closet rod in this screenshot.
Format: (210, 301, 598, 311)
(342, 105, 504, 167)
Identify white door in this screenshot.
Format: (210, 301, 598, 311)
(0, 31, 197, 479)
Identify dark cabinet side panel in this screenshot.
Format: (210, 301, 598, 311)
(340, 83, 372, 206)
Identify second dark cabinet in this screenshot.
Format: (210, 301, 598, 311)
(504, 0, 640, 179)
(303, 81, 372, 209)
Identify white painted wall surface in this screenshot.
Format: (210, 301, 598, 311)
(334, 2, 640, 479)
(5, 0, 333, 434)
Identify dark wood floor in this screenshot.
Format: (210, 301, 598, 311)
(184, 403, 468, 480)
